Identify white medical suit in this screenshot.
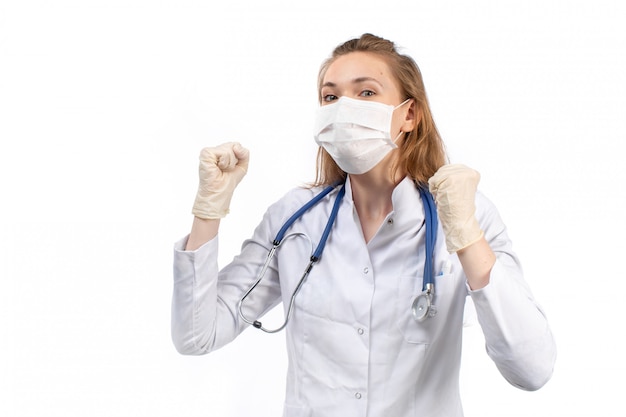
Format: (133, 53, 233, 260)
(171, 176, 556, 417)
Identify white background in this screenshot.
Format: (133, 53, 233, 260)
(1, 0, 625, 416)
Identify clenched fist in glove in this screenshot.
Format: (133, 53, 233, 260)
(192, 142, 250, 219)
(428, 164, 484, 253)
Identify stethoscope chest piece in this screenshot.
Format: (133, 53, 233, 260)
(411, 283, 437, 322)
(411, 290, 436, 321)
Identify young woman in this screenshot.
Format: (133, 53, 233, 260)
(172, 33, 556, 417)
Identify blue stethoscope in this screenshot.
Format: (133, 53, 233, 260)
(237, 180, 438, 333)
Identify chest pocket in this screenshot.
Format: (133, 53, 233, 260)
(396, 270, 462, 344)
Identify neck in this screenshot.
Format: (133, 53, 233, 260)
(349, 167, 406, 242)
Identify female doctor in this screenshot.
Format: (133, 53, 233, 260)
(171, 33, 556, 416)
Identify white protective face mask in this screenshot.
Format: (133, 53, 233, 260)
(313, 96, 410, 174)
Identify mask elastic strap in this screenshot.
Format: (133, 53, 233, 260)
(394, 98, 412, 110)
(392, 98, 413, 145)
(393, 130, 405, 145)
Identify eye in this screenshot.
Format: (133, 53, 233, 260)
(359, 90, 376, 98)
(322, 94, 338, 102)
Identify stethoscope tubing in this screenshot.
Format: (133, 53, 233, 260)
(238, 181, 437, 332)
(418, 186, 438, 291)
(238, 183, 346, 333)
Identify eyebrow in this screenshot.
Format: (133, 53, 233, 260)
(322, 77, 384, 88)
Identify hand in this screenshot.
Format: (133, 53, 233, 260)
(428, 164, 483, 253)
(192, 142, 250, 219)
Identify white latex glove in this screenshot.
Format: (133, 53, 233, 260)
(192, 142, 249, 219)
(428, 164, 484, 253)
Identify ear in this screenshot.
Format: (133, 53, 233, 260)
(401, 99, 420, 132)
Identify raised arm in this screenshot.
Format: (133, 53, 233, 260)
(172, 142, 250, 354)
(429, 164, 556, 390)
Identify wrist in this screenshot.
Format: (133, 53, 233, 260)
(185, 217, 220, 251)
(457, 236, 495, 290)
(192, 192, 232, 219)
(442, 217, 482, 253)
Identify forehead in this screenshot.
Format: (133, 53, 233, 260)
(323, 52, 395, 85)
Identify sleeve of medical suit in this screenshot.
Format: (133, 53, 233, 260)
(469, 193, 557, 391)
(171, 236, 220, 354)
(171, 205, 285, 355)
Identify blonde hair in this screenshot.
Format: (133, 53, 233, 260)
(314, 33, 447, 187)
